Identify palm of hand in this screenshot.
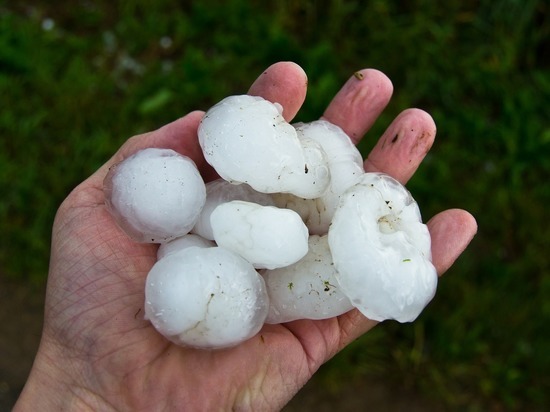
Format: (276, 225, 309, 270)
(32, 63, 476, 411)
(48, 187, 339, 410)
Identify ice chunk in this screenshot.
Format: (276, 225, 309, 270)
(192, 178, 275, 240)
(157, 234, 215, 260)
(263, 235, 353, 323)
(273, 120, 364, 235)
(328, 173, 437, 322)
(210, 200, 309, 270)
(198, 95, 330, 198)
(104, 148, 206, 243)
(145, 246, 269, 349)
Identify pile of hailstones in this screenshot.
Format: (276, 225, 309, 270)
(104, 95, 438, 349)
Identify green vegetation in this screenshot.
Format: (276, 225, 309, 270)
(1, 1, 548, 410)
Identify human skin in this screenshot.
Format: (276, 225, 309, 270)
(14, 62, 477, 411)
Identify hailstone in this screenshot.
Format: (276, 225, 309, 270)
(104, 148, 206, 243)
(210, 200, 309, 270)
(157, 234, 215, 260)
(198, 95, 330, 198)
(145, 246, 269, 349)
(273, 120, 364, 235)
(192, 178, 276, 241)
(328, 172, 437, 322)
(263, 235, 353, 323)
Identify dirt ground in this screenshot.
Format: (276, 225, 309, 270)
(0, 277, 440, 411)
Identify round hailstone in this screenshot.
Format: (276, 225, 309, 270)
(328, 172, 437, 323)
(210, 200, 309, 270)
(198, 95, 330, 199)
(263, 235, 353, 324)
(157, 234, 215, 260)
(145, 246, 269, 349)
(104, 148, 206, 243)
(192, 178, 276, 241)
(273, 120, 364, 235)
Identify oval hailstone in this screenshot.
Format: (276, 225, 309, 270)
(192, 178, 276, 241)
(145, 246, 269, 349)
(263, 235, 353, 323)
(210, 200, 309, 270)
(198, 95, 330, 198)
(328, 173, 437, 322)
(104, 148, 206, 243)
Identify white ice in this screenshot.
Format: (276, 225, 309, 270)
(273, 120, 364, 235)
(192, 178, 276, 241)
(210, 200, 309, 270)
(263, 235, 353, 323)
(157, 233, 215, 260)
(198, 95, 330, 199)
(328, 173, 437, 322)
(104, 148, 206, 243)
(145, 246, 269, 349)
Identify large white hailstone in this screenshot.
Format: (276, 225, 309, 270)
(263, 235, 353, 324)
(328, 173, 437, 323)
(192, 178, 276, 241)
(145, 246, 269, 349)
(198, 95, 330, 199)
(104, 148, 206, 243)
(210, 200, 309, 270)
(273, 120, 364, 235)
(157, 234, 215, 260)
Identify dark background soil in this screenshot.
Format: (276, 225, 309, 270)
(0, 277, 440, 411)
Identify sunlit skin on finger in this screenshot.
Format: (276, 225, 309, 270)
(322, 69, 393, 143)
(364, 108, 436, 184)
(428, 209, 478, 275)
(248, 61, 308, 122)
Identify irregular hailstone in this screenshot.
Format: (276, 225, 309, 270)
(145, 246, 269, 349)
(273, 120, 364, 235)
(210, 200, 309, 270)
(328, 173, 437, 323)
(192, 178, 276, 241)
(198, 95, 330, 198)
(157, 233, 215, 260)
(104, 148, 206, 243)
(263, 235, 353, 324)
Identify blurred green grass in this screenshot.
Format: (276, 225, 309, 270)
(1, 1, 548, 410)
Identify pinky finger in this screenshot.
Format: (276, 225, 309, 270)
(428, 209, 478, 276)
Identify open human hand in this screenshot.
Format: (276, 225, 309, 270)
(15, 62, 477, 411)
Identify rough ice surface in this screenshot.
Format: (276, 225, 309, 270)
(192, 178, 276, 241)
(104, 148, 206, 243)
(145, 246, 269, 349)
(157, 234, 215, 260)
(198, 95, 330, 198)
(328, 172, 437, 323)
(210, 200, 309, 270)
(273, 120, 364, 235)
(263, 235, 353, 323)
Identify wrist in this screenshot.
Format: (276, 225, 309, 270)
(14, 340, 114, 412)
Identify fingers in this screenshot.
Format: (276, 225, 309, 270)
(322, 69, 393, 144)
(248, 61, 308, 122)
(364, 108, 436, 184)
(428, 209, 478, 275)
